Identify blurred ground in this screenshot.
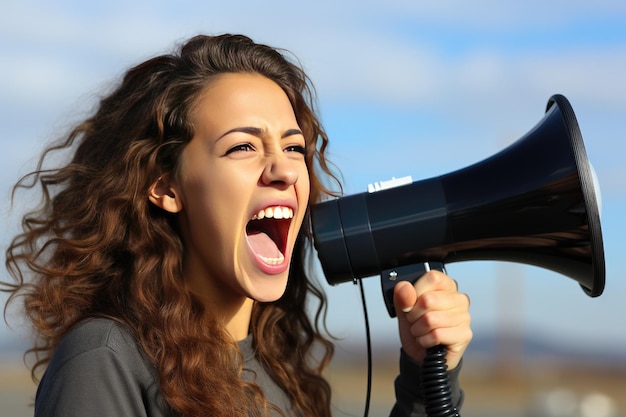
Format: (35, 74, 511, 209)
(326, 352, 626, 417)
(0, 362, 33, 417)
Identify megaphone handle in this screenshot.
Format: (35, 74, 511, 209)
(381, 262, 461, 417)
(381, 261, 446, 318)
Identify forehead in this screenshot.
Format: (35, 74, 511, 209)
(186, 73, 300, 145)
(192, 73, 294, 118)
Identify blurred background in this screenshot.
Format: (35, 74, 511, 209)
(1, 1, 625, 416)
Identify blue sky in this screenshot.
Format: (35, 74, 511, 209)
(1, 1, 625, 359)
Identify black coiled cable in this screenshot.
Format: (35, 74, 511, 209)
(423, 345, 460, 417)
(358, 270, 460, 417)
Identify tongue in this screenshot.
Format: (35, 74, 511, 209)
(247, 231, 282, 259)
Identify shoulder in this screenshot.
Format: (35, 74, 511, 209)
(36, 318, 167, 417)
(47, 317, 147, 375)
(62, 317, 139, 353)
(59, 317, 137, 351)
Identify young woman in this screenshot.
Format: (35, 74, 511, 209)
(3, 34, 472, 416)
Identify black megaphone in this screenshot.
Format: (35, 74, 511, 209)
(311, 94, 605, 317)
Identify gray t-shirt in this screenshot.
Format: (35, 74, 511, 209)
(35, 318, 463, 416)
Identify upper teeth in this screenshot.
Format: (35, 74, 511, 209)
(252, 206, 294, 220)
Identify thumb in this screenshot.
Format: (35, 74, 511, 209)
(393, 281, 418, 317)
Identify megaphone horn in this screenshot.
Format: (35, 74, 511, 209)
(311, 94, 605, 317)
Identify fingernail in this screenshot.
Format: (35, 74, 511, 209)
(402, 306, 412, 313)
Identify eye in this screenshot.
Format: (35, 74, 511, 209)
(225, 143, 255, 155)
(284, 145, 306, 156)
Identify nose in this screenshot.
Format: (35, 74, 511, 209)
(261, 152, 299, 188)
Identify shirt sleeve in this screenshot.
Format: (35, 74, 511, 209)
(34, 319, 168, 417)
(390, 349, 464, 417)
(35, 345, 157, 417)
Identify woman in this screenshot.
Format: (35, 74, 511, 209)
(3, 34, 472, 416)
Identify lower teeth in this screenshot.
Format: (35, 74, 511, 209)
(259, 253, 285, 265)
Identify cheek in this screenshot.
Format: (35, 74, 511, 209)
(179, 176, 236, 238)
(301, 182, 311, 206)
(299, 166, 311, 203)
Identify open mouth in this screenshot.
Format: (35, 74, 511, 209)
(246, 206, 293, 265)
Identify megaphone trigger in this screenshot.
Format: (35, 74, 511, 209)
(381, 262, 446, 318)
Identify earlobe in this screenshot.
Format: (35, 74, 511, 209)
(148, 174, 184, 213)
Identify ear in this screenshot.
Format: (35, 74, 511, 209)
(148, 173, 183, 214)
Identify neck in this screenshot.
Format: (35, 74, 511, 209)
(183, 274, 255, 341)
(223, 297, 254, 341)
(181, 252, 255, 341)
(192, 289, 254, 341)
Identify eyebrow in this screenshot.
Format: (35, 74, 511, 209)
(282, 128, 304, 138)
(217, 126, 303, 141)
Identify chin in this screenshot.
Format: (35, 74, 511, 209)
(245, 272, 290, 303)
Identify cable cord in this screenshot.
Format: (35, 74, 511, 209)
(357, 278, 372, 417)
(357, 279, 460, 417)
(423, 346, 461, 417)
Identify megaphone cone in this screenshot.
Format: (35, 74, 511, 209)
(311, 94, 605, 315)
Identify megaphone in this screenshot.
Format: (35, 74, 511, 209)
(311, 94, 605, 317)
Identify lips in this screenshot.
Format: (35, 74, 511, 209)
(246, 206, 294, 266)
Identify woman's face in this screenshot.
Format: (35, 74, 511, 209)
(170, 73, 310, 307)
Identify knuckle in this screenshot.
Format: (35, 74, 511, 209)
(424, 269, 446, 284)
(462, 292, 471, 308)
(428, 327, 445, 344)
(409, 323, 422, 338)
(420, 310, 439, 328)
(417, 292, 438, 309)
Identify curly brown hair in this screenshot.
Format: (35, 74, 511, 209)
(3, 34, 342, 417)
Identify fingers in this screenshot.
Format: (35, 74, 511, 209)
(404, 288, 469, 323)
(414, 269, 458, 295)
(393, 280, 418, 315)
(395, 270, 460, 318)
(393, 270, 472, 369)
(408, 292, 472, 346)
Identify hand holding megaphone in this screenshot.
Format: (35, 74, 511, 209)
(393, 269, 472, 371)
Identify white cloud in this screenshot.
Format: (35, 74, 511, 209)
(1, 2, 624, 190)
(3, 1, 626, 108)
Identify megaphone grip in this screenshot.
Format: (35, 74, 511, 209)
(381, 262, 460, 416)
(381, 262, 445, 318)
